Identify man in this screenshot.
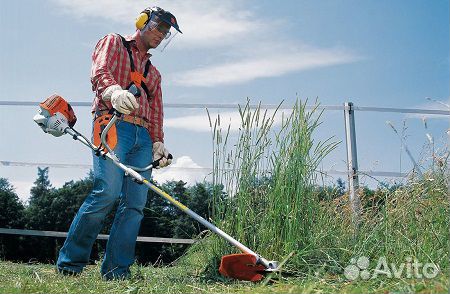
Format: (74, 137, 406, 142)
(56, 6, 181, 280)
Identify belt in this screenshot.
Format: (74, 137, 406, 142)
(120, 114, 150, 129)
(93, 111, 150, 129)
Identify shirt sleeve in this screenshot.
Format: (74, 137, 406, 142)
(90, 34, 121, 100)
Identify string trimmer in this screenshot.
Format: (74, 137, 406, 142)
(33, 92, 279, 281)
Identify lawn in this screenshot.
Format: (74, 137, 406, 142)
(0, 260, 448, 293)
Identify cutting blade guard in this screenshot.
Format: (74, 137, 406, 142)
(219, 254, 279, 281)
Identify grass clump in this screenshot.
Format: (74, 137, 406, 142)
(201, 99, 339, 275)
(179, 98, 449, 287)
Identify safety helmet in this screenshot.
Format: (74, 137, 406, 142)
(136, 6, 182, 34)
(135, 6, 182, 51)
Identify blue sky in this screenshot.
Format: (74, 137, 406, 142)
(0, 0, 448, 201)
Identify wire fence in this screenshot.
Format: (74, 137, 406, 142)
(1, 101, 447, 180)
(0, 100, 448, 241)
(1, 100, 450, 115)
(0, 160, 409, 178)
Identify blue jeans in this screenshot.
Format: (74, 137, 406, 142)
(57, 120, 152, 279)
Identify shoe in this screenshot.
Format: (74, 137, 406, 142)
(57, 267, 81, 277)
(102, 272, 131, 281)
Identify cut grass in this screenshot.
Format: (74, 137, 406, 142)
(0, 260, 448, 294)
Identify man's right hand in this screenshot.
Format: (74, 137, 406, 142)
(110, 89, 139, 115)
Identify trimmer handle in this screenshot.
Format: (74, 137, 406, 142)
(128, 83, 141, 98)
(100, 112, 174, 171)
(108, 84, 140, 117)
(108, 108, 122, 118)
(152, 154, 173, 169)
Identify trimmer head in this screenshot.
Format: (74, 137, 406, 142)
(219, 253, 274, 282)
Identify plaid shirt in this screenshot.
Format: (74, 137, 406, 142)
(90, 33, 164, 143)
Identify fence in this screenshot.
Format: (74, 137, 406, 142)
(0, 228, 195, 244)
(1, 100, 449, 238)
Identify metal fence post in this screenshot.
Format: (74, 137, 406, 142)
(344, 102, 362, 227)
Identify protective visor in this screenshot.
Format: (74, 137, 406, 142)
(141, 14, 180, 51)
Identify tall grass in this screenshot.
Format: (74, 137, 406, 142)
(202, 99, 339, 273)
(319, 166, 449, 274)
(180, 98, 448, 281)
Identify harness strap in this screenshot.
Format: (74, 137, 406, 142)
(94, 34, 153, 121)
(118, 34, 152, 99)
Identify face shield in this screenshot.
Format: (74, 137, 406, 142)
(140, 13, 180, 51)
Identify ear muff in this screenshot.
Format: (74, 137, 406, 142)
(135, 11, 150, 30)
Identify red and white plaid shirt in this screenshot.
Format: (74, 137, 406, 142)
(90, 33, 164, 143)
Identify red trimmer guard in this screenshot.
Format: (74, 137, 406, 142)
(219, 253, 267, 281)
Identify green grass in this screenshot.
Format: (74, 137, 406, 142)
(2, 99, 447, 293)
(200, 98, 449, 290)
(206, 100, 340, 266)
(0, 260, 448, 293)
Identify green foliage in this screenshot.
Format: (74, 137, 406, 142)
(205, 99, 340, 272)
(0, 178, 25, 260)
(315, 178, 346, 201)
(1, 168, 219, 265)
(137, 180, 218, 264)
(49, 175, 94, 231)
(0, 178, 24, 229)
(190, 98, 449, 282)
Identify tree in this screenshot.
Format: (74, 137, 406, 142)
(25, 167, 55, 230)
(173, 182, 213, 238)
(29, 167, 52, 202)
(336, 178, 346, 196)
(136, 180, 216, 264)
(0, 178, 25, 228)
(23, 167, 58, 262)
(135, 180, 181, 264)
(49, 172, 93, 231)
(0, 178, 25, 260)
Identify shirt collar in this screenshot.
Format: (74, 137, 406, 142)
(125, 34, 152, 58)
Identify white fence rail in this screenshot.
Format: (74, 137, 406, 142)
(1, 100, 450, 115)
(1, 100, 448, 234)
(0, 228, 196, 244)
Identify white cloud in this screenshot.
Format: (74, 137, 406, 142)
(165, 111, 240, 132)
(165, 108, 291, 132)
(171, 46, 361, 87)
(51, 0, 263, 48)
(51, 0, 362, 86)
(407, 98, 450, 119)
(152, 155, 210, 184)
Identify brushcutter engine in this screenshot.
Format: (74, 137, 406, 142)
(33, 94, 77, 137)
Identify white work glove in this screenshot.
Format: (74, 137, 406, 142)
(102, 85, 122, 101)
(153, 142, 172, 169)
(104, 85, 139, 115)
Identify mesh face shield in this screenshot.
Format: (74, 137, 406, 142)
(141, 13, 180, 51)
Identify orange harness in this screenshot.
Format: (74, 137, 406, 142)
(92, 34, 152, 154)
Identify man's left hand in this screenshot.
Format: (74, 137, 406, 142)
(153, 142, 172, 169)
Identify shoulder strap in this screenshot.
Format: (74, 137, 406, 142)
(117, 34, 152, 99)
(117, 34, 135, 72)
(143, 60, 151, 77)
